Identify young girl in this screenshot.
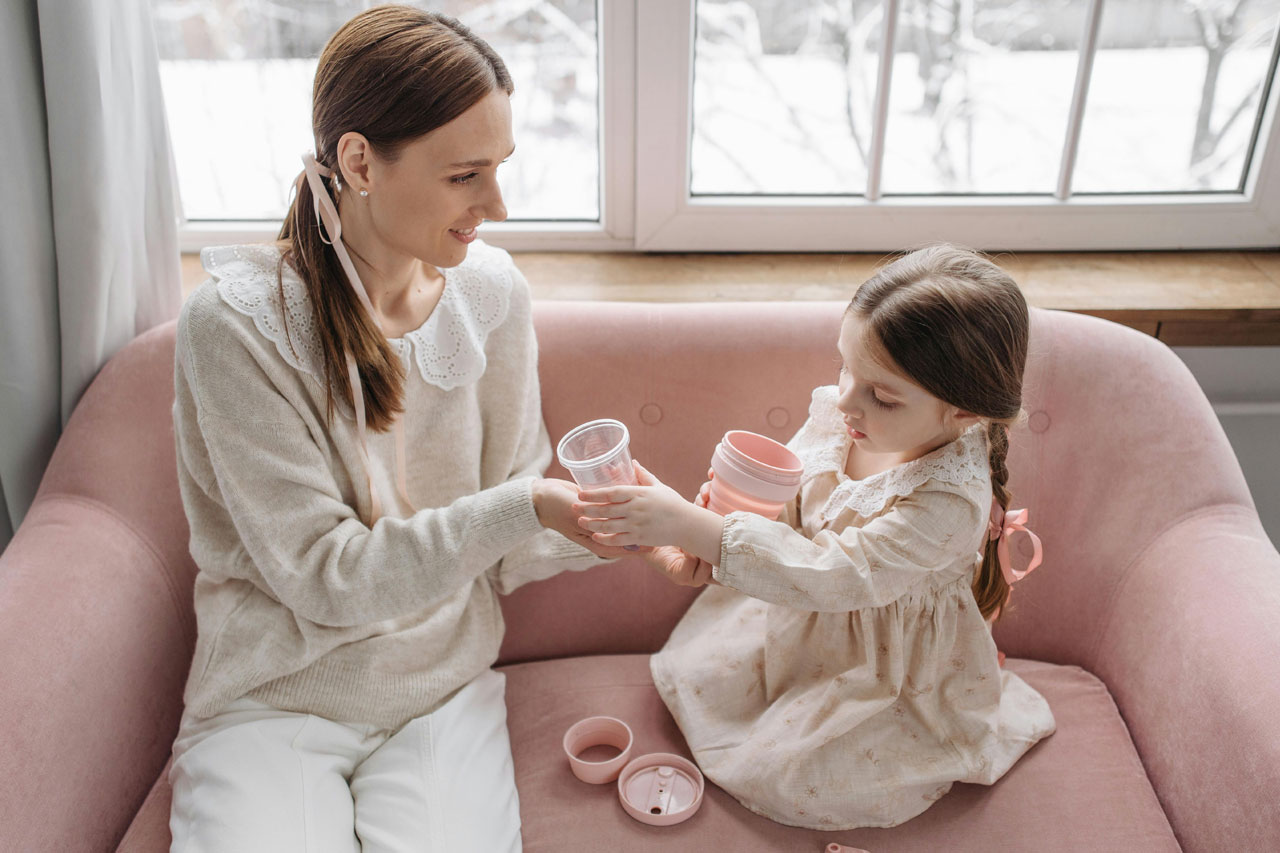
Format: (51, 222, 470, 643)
(169, 7, 626, 851)
(575, 245, 1055, 829)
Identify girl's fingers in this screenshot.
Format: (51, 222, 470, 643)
(578, 516, 629, 533)
(574, 502, 629, 520)
(633, 461, 662, 487)
(576, 488, 633, 503)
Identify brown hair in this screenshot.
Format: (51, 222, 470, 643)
(278, 5, 513, 430)
(849, 244, 1030, 621)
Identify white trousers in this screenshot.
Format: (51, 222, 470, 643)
(168, 669, 521, 853)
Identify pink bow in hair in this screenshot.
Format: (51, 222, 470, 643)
(988, 498, 1043, 585)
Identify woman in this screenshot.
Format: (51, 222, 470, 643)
(168, 7, 622, 851)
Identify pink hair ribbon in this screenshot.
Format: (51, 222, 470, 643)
(988, 498, 1043, 585)
(299, 152, 415, 525)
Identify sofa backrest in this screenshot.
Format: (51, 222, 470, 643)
(501, 302, 1257, 670)
(26, 300, 1255, 674)
(498, 300, 844, 662)
(988, 308, 1255, 669)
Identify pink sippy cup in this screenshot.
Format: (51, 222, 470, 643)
(706, 431, 804, 520)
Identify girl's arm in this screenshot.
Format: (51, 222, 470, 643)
(575, 462, 725, 564)
(714, 487, 984, 612)
(577, 466, 982, 612)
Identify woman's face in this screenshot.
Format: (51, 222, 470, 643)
(835, 312, 972, 462)
(360, 88, 514, 269)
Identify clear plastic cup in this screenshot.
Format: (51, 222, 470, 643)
(557, 419, 639, 490)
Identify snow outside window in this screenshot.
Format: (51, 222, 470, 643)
(156, 0, 1280, 251)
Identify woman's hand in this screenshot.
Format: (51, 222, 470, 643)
(643, 545, 715, 587)
(574, 462, 724, 563)
(533, 478, 639, 560)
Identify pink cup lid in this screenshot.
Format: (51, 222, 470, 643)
(563, 716, 634, 785)
(617, 752, 705, 826)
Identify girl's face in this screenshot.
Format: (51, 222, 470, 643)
(836, 312, 975, 462)
(360, 88, 514, 269)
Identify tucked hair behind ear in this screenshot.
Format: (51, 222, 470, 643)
(278, 5, 513, 430)
(849, 244, 1030, 621)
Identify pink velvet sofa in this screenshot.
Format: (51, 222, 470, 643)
(3, 300, 1278, 852)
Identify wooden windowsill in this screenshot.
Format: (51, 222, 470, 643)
(180, 249, 1280, 346)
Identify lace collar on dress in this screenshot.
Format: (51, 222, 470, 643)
(202, 241, 514, 392)
(797, 385, 990, 522)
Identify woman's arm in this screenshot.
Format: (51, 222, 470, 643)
(178, 293, 558, 629)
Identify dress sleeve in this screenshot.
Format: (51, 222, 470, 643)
(177, 294, 544, 630)
(713, 484, 984, 612)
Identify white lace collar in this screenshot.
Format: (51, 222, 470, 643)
(797, 386, 990, 522)
(202, 241, 514, 392)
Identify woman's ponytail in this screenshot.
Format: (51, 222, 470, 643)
(278, 168, 404, 432)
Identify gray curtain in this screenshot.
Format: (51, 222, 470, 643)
(0, 0, 180, 550)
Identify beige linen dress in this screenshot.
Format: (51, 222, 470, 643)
(650, 386, 1055, 830)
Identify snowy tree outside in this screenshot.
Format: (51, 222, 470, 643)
(692, 0, 1280, 195)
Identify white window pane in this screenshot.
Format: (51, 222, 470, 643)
(881, 0, 1090, 195)
(152, 0, 599, 221)
(691, 1, 884, 195)
(1073, 0, 1280, 194)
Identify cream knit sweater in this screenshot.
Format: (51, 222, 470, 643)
(174, 240, 598, 729)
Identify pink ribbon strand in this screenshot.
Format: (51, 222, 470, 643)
(988, 498, 1043, 585)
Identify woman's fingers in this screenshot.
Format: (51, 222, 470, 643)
(591, 530, 635, 547)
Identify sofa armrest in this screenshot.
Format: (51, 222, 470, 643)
(0, 495, 194, 852)
(1089, 505, 1280, 853)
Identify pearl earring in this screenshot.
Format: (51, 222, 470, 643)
(359, 189, 369, 198)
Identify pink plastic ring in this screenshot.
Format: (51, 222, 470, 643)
(563, 716, 634, 784)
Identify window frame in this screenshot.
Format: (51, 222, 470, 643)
(177, 0, 1280, 253)
(178, 0, 636, 253)
(636, 0, 1280, 251)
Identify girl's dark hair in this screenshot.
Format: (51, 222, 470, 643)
(278, 5, 513, 430)
(849, 244, 1030, 620)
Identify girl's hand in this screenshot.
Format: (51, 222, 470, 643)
(643, 545, 715, 587)
(533, 478, 641, 560)
(695, 467, 714, 509)
(575, 462, 725, 563)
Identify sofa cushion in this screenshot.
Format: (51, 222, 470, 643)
(502, 655, 1179, 852)
(115, 657, 1178, 852)
(115, 760, 173, 852)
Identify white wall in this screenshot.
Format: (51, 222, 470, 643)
(1173, 347, 1280, 547)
